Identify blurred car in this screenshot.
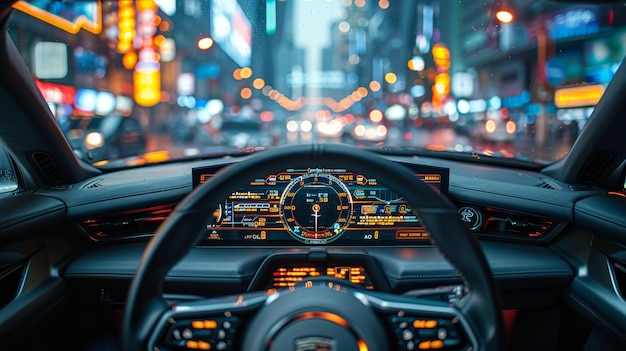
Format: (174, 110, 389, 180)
(219, 118, 274, 148)
(350, 119, 388, 142)
(472, 118, 517, 143)
(316, 118, 346, 139)
(67, 115, 147, 162)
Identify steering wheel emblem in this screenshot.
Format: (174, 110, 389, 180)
(295, 336, 335, 351)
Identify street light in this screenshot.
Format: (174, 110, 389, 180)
(197, 37, 214, 50)
(496, 10, 514, 23)
(494, 0, 514, 24)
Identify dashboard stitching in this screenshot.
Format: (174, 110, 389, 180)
(65, 271, 255, 278)
(166, 274, 254, 278)
(69, 185, 191, 207)
(387, 274, 459, 279)
(387, 269, 572, 279)
(576, 207, 626, 228)
(492, 269, 572, 275)
(450, 184, 572, 208)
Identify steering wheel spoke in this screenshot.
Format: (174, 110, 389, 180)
(150, 291, 269, 351)
(356, 289, 476, 351)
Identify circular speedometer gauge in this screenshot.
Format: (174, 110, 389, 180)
(280, 173, 353, 244)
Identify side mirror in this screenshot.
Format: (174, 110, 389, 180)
(0, 148, 18, 195)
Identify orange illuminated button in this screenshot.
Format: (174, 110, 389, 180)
(186, 340, 212, 350)
(198, 340, 212, 350)
(418, 339, 443, 349)
(413, 319, 438, 328)
(418, 340, 431, 349)
(191, 320, 217, 329)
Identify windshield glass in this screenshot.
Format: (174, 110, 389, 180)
(8, 0, 625, 166)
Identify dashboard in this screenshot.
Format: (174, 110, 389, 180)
(192, 164, 449, 246)
(53, 153, 584, 309)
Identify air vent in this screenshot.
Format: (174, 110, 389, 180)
(578, 151, 614, 184)
(82, 179, 103, 188)
(31, 151, 63, 184)
(482, 207, 557, 240)
(538, 179, 559, 190)
(456, 202, 563, 242)
(79, 204, 175, 241)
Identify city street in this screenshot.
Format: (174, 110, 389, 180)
(144, 122, 574, 165)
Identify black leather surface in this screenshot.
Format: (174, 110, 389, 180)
(35, 162, 196, 219)
(63, 241, 573, 292)
(0, 277, 66, 348)
(0, 192, 65, 245)
(566, 275, 626, 344)
(370, 241, 573, 290)
(575, 194, 626, 245)
(64, 244, 270, 282)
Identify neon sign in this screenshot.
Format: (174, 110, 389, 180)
(13, 0, 102, 35)
(555, 85, 605, 108)
(546, 6, 599, 40)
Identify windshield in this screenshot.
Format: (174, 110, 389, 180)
(8, 0, 624, 166)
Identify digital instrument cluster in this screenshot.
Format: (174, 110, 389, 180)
(192, 164, 449, 245)
(269, 266, 374, 290)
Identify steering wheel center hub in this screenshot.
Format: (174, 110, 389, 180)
(242, 286, 386, 351)
(270, 315, 359, 351)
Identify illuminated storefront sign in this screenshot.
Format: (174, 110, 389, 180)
(133, 0, 161, 107)
(13, 0, 101, 34)
(457, 99, 488, 114)
(210, 0, 252, 67)
(75, 89, 98, 112)
(74, 90, 122, 115)
(555, 84, 604, 108)
(452, 72, 474, 98)
(431, 43, 451, 107)
(134, 62, 161, 107)
(95, 92, 115, 115)
(502, 91, 531, 109)
(117, 1, 136, 54)
(546, 6, 599, 40)
(35, 80, 75, 105)
(33, 42, 68, 79)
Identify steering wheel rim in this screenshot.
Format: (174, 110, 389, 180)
(122, 143, 504, 351)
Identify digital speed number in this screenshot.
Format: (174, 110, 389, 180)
(279, 173, 353, 244)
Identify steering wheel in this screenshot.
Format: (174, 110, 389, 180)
(122, 143, 504, 351)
